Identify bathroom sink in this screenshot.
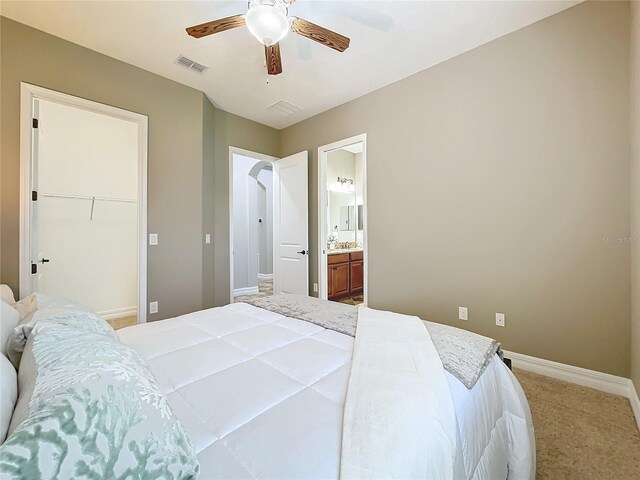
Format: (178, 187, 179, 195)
(327, 248, 363, 255)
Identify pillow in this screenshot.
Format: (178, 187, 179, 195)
(0, 354, 17, 444)
(5, 294, 104, 369)
(0, 286, 15, 305)
(0, 310, 199, 479)
(0, 301, 20, 358)
(29, 293, 96, 314)
(6, 335, 36, 437)
(12, 294, 37, 319)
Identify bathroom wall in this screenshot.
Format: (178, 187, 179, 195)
(327, 149, 357, 243)
(355, 152, 364, 241)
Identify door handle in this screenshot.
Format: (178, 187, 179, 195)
(296, 250, 308, 255)
(39, 258, 50, 264)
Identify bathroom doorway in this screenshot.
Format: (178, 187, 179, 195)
(318, 134, 367, 306)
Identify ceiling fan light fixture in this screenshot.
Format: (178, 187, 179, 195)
(245, 3, 289, 47)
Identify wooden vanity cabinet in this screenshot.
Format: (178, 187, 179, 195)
(328, 252, 363, 300)
(329, 263, 350, 298)
(350, 260, 363, 292)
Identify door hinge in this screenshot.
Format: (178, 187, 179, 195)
(31, 263, 37, 274)
(32, 118, 39, 129)
(32, 191, 38, 201)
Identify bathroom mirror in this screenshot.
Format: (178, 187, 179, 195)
(340, 205, 355, 231)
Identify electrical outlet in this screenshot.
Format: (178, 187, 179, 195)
(149, 233, 158, 246)
(313, 283, 318, 293)
(459, 307, 468, 321)
(496, 313, 506, 327)
(205, 234, 211, 244)
(149, 301, 158, 314)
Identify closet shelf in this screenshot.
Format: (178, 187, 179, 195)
(41, 193, 137, 203)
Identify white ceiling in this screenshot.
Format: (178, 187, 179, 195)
(1, 1, 580, 129)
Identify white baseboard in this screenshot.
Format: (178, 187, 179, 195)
(99, 306, 137, 321)
(258, 273, 273, 280)
(630, 383, 640, 432)
(233, 286, 259, 297)
(504, 350, 640, 430)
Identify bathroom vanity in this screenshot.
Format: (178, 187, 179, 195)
(327, 250, 363, 300)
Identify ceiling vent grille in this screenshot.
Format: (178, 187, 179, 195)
(266, 100, 302, 117)
(175, 54, 209, 74)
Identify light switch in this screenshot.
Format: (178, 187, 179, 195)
(496, 313, 506, 327)
(205, 234, 211, 244)
(149, 233, 158, 246)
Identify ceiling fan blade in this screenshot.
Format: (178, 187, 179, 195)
(265, 43, 283, 75)
(186, 15, 245, 39)
(291, 18, 350, 53)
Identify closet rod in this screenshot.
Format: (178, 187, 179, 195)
(41, 193, 137, 204)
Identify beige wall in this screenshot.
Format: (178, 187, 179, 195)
(202, 96, 217, 309)
(2, 3, 636, 379)
(0, 17, 281, 320)
(631, 0, 640, 396)
(281, 1, 632, 377)
(211, 109, 280, 307)
(0, 17, 206, 319)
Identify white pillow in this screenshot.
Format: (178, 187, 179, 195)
(0, 354, 18, 443)
(0, 285, 15, 305)
(12, 294, 37, 319)
(0, 301, 20, 358)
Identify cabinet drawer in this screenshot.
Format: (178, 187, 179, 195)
(328, 253, 350, 265)
(350, 251, 363, 261)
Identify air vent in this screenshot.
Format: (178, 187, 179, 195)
(266, 100, 302, 117)
(175, 54, 209, 74)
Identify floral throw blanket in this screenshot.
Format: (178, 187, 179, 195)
(243, 294, 501, 389)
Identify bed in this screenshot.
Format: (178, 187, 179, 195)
(116, 300, 535, 480)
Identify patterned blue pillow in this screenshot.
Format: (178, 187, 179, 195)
(5, 293, 107, 369)
(0, 311, 200, 479)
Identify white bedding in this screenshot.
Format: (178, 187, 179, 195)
(118, 302, 534, 480)
(341, 307, 458, 479)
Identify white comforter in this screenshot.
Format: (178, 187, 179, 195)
(118, 302, 534, 480)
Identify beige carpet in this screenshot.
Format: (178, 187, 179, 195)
(514, 369, 640, 479)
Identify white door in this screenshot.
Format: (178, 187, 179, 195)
(273, 151, 309, 295)
(26, 97, 139, 319)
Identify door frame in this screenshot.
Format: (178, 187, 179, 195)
(19, 83, 149, 323)
(318, 134, 368, 305)
(228, 146, 278, 304)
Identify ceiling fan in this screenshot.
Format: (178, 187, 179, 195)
(186, 0, 350, 76)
